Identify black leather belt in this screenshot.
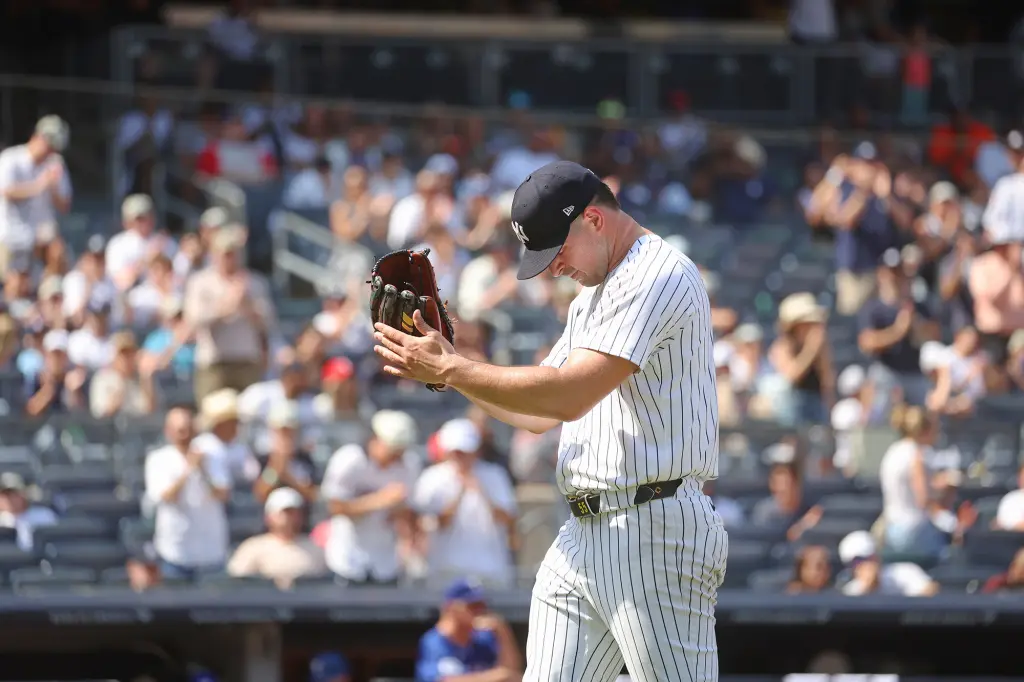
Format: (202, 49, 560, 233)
(566, 479, 684, 518)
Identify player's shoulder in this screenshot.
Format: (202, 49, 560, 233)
(621, 233, 703, 291)
(0, 144, 26, 163)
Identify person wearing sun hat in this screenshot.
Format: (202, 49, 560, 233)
(768, 292, 834, 424)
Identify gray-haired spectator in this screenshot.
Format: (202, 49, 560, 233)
(184, 226, 275, 403)
(0, 115, 72, 275)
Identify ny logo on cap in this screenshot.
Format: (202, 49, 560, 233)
(512, 220, 529, 245)
(562, 205, 575, 216)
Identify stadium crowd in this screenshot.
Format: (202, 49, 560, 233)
(2, 71, 1024, 629)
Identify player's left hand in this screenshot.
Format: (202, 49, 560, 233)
(374, 309, 457, 385)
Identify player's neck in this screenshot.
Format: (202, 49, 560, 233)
(437, 618, 472, 645)
(606, 217, 648, 274)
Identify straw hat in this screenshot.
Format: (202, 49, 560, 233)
(200, 388, 239, 429)
(777, 293, 827, 328)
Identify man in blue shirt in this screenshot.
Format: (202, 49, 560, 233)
(416, 578, 522, 682)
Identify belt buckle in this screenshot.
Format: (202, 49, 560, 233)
(568, 493, 600, 518)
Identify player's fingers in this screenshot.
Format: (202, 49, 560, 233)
(374, 330, 405, 355)
(373, 344, 408, 368)
(382, 365, 410, 379)
(374, 321, 408, 344)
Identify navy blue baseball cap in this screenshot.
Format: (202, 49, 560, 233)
(309, 652, 350, 682)
(511, 160, 604, 280)
(444, 577, 486, 604)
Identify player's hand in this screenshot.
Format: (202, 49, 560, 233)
(374, 309, 457, 386)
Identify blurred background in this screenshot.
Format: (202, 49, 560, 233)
(0, 1, 1023, 681)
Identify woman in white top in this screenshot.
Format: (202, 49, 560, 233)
(879, 405, 947, 559)
(926, 326, 988, 418)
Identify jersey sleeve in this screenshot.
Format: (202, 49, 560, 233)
(539, 323, 571, 369)
(574, 257, 694, 369)
(414, 632, 448, 682)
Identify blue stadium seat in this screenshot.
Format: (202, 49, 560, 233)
(0, 546, 39, 574)
(0, 527, 17, 545)
(798, 518, 873, 548)
(9, 566, 97, 591)
(118, 516, 154, 551)
(32, 518, 117, 552)
(39, 463, 117, 493)
(746, 567, 793, 592)
(43, 540, 129, 570)
(817, 494, 883, 523)
(928, 564, 1002, 594)
(196, 573, 278, 589)
(229, 515, 266, 543)
(0, 444, 37, 466)
(58, 492, 140, 520)
(962, 529, 1024, 566)
(720, 541, 772, 587)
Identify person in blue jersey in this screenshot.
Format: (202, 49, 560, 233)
(416, 578, 522, 682)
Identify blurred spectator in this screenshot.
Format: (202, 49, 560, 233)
(936, 228, 978, 334)
(196, 113, 279, 185)
(981, 548, 1024, 594)
(67, 303, 114, 371)
(879, 405, 946, 558)
(786, 545, 834, 594)
(415, 579, 522, 682)
(114, 95, 175, 198)
(284, 155, 341, 210)
(0, 311, 16, 370)
(702, 271, 738, 337)
(369, 140, 415, 207)
(457, 237, 528, 323)
(125, 544, 163, 593)
(927, 109, 995, 188)
(968, 235, 1024, 365)
(993, 464, 1024, 531)
(311, 283, 374, 358)
(139, 297, 196, 378)
(702, 479, 745, 528)
(250, 402, 318, 505)
(62, 235, 116, 327)
(858, 248, 940, 406)
(24, 329, 87, 416)
(715, 135, 779, 226)
(417, 222, 470, 304)
(927, 469, 975, 545)
(312, 357, 364, 422)
(714, 342, 741, 427)
(768, 293, 835, 424)
(239, 361, 318, 454)
(925, 326, 987, 418)
(328, 165, 372, 242)
(185, 226, 275, 403)
(413, 419, 517, 589)
(192, 388, 255, 484)
(809, 147, 896, 316)
(36, 274, 66, 330)
(837, 531, 939, 596)
(227, 487, 328, 589)
(1006, 331, 1024, 392)
(106, 194, 176, 293)
(126, 253, 180, 328)
(89, 330, 157, 419)
(0, 115, 71, 275)
(144, 406, 230, 580)
(975, 129, 1020, 191)
(657, 91, 708, 171)
(308, 652, 352, 682)
(728, 323, 769, 401)
(321, 409, 419, 585)
(0, 472, 57, 552)
(388, 170, 452, 250)
(830, 365, 889, 473)
(751, 458, 822, 542)
(489, 128, 559, 192)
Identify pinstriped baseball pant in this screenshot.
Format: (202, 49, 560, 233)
(523, 487, 728, 682)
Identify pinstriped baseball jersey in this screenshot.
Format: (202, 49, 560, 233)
(540, 232, 719, 495)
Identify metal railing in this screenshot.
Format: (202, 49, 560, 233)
(111, 24, 1024, 125)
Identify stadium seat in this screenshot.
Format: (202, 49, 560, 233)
(798, 518, 873, 547)
(119, 516, 154, 551)
(59, 492, 140, 520)
(0, 545, 40, 574)
(720, 541, 773, 587)
(196, 573, 278, 589)
(0, 444, 37, 466)
(39, 463, 117, 493)
(0, 527, 17, 544)
(746, 567, 793, 592)
(43, 540, 129, 570)
(31, 518, 117, 552)
(972, 496, 1004, 527)
(963, 529, 1024, 566)
(928, 564, 1003, 594)
(229, 515, 266, 543)
(816, 494, 883, 523)
(9, 566, 97, 591)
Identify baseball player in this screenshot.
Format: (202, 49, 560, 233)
(373, 160, 726, 682)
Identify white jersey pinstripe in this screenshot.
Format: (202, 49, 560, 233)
(541, 232, 719, 495)
(524, 232, 727, 682)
